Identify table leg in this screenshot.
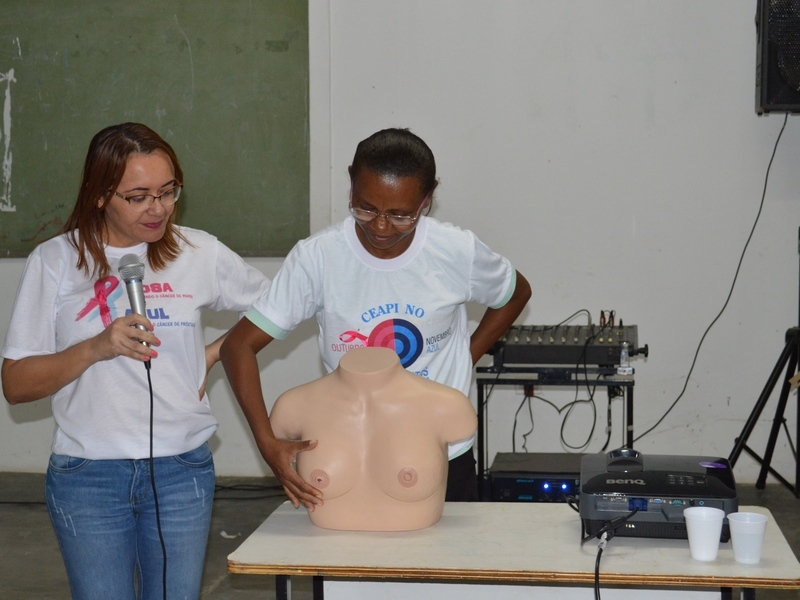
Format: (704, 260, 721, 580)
(313, 575, 325, 599)
(477, 381, 486, 500)
(276, 575, 290, 600)
(717, 589, 759, 600)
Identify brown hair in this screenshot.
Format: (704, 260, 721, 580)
(60, 122, 189, 278)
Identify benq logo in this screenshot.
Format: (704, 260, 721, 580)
(606, 478, 646, 485)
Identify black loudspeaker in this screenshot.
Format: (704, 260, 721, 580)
(756, 0, 800, 114)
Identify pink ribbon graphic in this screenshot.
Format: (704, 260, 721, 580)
(76, 276, 120, 327)
(339, 331, 368, 344)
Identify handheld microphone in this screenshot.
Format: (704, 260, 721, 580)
(119, 254, 165, 579)
(118, 253, 151, 367)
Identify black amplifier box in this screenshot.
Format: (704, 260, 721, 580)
(489, 452, 583, 502)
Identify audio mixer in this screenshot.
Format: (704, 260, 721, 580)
(489, 324, 647, 368)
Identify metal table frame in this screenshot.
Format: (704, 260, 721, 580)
(475, 365, 635, 499)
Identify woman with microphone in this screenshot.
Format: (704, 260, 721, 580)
(1, 123, 269, 599)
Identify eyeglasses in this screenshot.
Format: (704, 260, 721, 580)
(349, 193, 429, 229)
(114, 185, 182, 213)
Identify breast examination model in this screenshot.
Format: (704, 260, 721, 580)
(270, 346, 478, 531)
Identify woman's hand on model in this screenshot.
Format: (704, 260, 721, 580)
(264, 437, 323, 511)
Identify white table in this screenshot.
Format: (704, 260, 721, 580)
(228, 502, 800, 599)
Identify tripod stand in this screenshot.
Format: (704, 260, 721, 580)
(728, 327, 799, 497)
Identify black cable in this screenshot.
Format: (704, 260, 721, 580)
(521, 395, 534, 451)
(600, 390, 614, 452)
(505, 310, 631, 452)
(567, 482, 633, 600)
(589, 509, 639, 600)
(565, 323, 604, 449)
(560, 388, 597, 450)
(562, 320, 601, 450)
(505, 310, 601, 452)
(580, 507, 640, 546)
(554, 308, 593, 328)
(146, 366, 168, 600)
(568, 487, 640, 600)
(482, 369, 502, 466)
(511, 394, 535, 452)
(635, 113, 790, 443)
(594, 532, 607, 600)
(566, 494, 580, 513)
(509, 391, 601, 452)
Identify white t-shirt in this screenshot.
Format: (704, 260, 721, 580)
(2, 227, 270, 460)
(246, 216, 517, 456)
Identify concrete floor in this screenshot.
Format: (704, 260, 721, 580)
(1, 472, 798, 599)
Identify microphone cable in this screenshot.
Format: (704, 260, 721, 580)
(145, 361, 168, 600)
(120, 253, 168, 599)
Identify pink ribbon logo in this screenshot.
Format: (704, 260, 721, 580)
(339, 331, 368, 344)
(76, 276, 120, 327)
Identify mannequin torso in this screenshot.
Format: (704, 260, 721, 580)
(270, 346, 477, 531)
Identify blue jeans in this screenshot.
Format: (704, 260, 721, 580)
(46, 443, 215, 600)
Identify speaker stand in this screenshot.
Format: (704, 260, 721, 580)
(728, 327, 799, 497)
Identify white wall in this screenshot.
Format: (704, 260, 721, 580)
(2, 1, 799, 485)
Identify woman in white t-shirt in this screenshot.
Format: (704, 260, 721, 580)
(1, 123, 269, 599)
(220, 127, 531, 509)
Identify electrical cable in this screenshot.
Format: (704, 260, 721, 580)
(145, 366, 168, 600)
(560, 388, 598, 450)
(582, 507, 639, 600)
(567, 484, 637, 600)
(505, 309, 625, 453)
(521, 396, 535, 451)
(561, 327, 602, 450)
(528, 319, 603, 451)
(600, 392, 614, 452)
(595, 532, 607, 600)
(481, 369, 503, 470)
(510, 391, 599, 452)
(566, 494, 580, 513)
(553, 308, 593, 328)
(511, 394, 534, 452)
(580, 507, 640, 546)
(634, 112, 789, 443)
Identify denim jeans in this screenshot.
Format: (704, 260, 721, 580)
(46, 443, 215, 600)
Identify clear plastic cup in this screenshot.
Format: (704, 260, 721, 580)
(728, 512, 768, 564)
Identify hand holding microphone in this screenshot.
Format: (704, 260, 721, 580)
(118, 254, 159, 368)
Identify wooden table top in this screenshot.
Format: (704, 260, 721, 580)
(228, 502, 800, 590)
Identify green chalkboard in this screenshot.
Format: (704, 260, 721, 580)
(0, 1, 309, 257)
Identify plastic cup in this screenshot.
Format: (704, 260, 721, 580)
(728, 512, 768, 564)
(683, 506, 725, 561)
